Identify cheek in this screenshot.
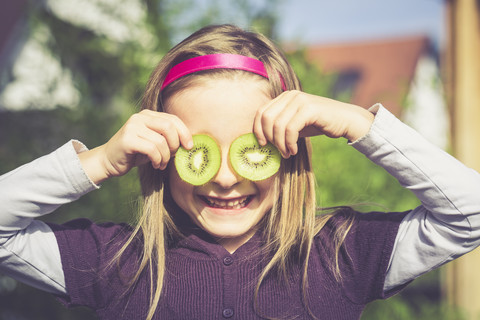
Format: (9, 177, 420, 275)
(255, 175, 277, 205)
(168, 164, 194, 209)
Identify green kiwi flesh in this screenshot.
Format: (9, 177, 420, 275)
(174, 134, 221, 186)
(229, 133, 281, 181)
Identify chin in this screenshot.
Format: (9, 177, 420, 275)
(204, 222, 254, 238)
(202, 220, 258, 246)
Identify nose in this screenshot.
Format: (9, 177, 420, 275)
(211, 151, 242, 189)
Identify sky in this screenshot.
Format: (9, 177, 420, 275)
(276, 0, 445, 47)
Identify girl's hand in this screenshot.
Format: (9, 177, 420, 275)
(253, 90, 374, 158)
(79, 110, 193, 184)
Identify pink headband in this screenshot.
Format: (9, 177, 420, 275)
(161, 53, 285, 90)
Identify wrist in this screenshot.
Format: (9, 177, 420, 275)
(78, 145, 111, 185)
(344, 106, 375, 142)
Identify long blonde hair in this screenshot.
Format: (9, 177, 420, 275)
(115, 24, 355, 320)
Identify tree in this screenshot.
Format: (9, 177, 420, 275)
(0, 0, 282, 318)
(0, 0, 439, 318)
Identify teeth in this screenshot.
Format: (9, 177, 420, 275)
(203, 196, 250, 209)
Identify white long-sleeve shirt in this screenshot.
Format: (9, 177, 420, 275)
(1, 104, 480, 296)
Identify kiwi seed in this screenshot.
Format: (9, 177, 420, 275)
(229, 133, 281, 181)
(174, 134, 221, 186)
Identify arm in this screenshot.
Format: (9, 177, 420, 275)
(351, 104, 480, 292)
(0, 140, 98, 294)
(253, 92, 480, 293)
(0, 111, 193, 295)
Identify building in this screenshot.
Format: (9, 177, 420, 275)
(305, 35, 449, 148)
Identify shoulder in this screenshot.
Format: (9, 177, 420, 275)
(315, 208, 407, 260)
(48, 218, 139, 267)
(341, 210, 406, 259)
(49, 218, 134, 247)
(316, 208, 406, 240)
(48, 218, 132, 234)
(312, 208, 408, 303)
(346, 210, 406, 236)
(49, 219, 143, 309)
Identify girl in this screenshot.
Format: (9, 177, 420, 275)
(1, 24, 480, 320)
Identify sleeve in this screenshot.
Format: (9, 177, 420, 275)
(0, 140, 98, 295)
(0, 140, 98, 233)
(350, 104, 480, 293)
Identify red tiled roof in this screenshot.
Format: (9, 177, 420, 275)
(305, 36, 431, 116)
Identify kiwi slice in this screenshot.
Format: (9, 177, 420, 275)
(229, 133, 281, 181)
(174, 134, 221, 186)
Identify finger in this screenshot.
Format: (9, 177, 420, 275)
(254, 101, 273, 146)
(254, 91, 292, 145)
(132, 153, 151, 168)
(140, 112, 193, 152)
(157, 139, 171, 170)
(130, 137, 163, 169)
(256, 91, 296, 146)
(140, 113, 180, 152)
(168, 115, 193, 150)
(284, 110, 315, 156)
(272, 103, 300, 158)
(137, 127, 171, 169)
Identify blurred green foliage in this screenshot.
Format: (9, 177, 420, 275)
(290, 47, 459, 320)
(0, 1, 455, 319)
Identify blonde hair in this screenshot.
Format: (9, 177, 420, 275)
(115, 24, 355, 320)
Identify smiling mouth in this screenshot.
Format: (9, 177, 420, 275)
(200, 196, 253, 209)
